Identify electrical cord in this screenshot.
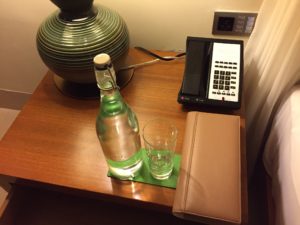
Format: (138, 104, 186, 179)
(134, 46, 186, 61)
(117, 47, 186, 89)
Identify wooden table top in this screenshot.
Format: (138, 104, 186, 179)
(0, 48, 247, 216)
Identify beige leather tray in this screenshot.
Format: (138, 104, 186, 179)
(173, 111, 241, 225)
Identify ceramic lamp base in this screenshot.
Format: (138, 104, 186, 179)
(37, 4, 130, 96)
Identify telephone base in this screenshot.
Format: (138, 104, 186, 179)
(178, 92, 241, 110)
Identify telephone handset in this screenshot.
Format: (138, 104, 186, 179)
(178, 37, 243, 109)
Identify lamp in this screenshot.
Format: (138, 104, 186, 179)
(36, 0, 129, 98)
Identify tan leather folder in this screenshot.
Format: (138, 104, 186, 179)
(173, 111, 241, 225)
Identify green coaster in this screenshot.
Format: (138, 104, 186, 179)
(108, 149, 181, 189)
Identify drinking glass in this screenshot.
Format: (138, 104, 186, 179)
(143, 119, 178, 180)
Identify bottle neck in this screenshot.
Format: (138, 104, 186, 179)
(100, 87, 118, 99)
(100, 88, 126, 117)
(95, 65, 117, 91)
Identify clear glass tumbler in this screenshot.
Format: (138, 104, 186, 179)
(143, 119, 178, 180)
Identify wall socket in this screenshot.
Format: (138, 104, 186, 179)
(212, 11, 258, 36)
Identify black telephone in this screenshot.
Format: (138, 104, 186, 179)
(178, 37, 244, 109)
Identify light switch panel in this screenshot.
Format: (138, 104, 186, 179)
(212, 11, 258, 36)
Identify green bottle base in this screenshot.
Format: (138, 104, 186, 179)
(108, 159, 143, 180)
(107, 151, 143, 180)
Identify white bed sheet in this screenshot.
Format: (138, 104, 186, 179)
(263, 86, 300, 225)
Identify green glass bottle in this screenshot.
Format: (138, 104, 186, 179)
(94, 54, 143, 179)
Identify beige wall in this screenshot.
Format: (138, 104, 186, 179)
(0, 1, 55, 94)
(101, 0, 262, 50)
(0, 0, 262, 94)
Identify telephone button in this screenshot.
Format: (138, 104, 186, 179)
(213, 85, 218, 89)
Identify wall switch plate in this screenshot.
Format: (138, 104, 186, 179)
(212, 11, 258, 36)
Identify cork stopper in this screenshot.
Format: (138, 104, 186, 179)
(93, 53, 111, 69)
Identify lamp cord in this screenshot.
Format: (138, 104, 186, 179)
(117, 47, 185, 89)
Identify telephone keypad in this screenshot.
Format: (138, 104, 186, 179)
(209, 60, 239, 101)
(207, 42, 241, 104)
